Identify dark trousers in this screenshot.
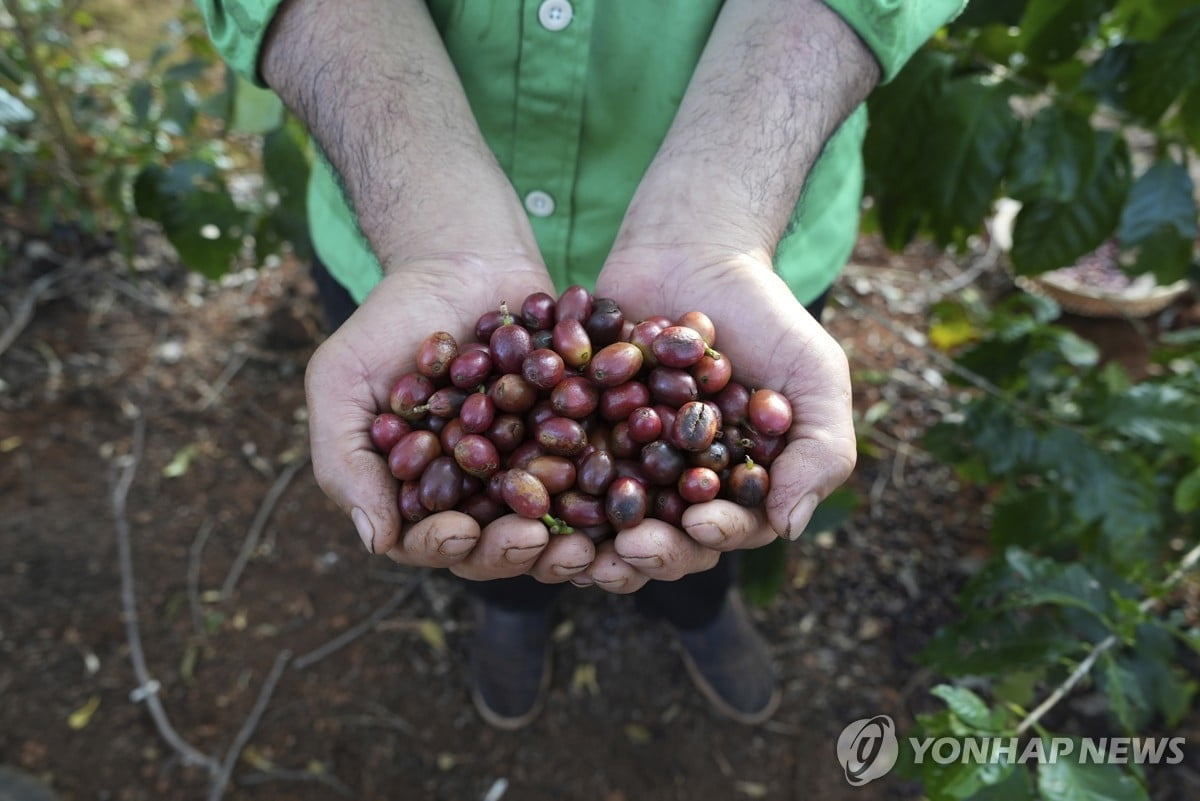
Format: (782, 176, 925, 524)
(311, 259, 827, 629)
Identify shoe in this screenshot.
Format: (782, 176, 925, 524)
(672, 591, 782, 725)
(467, 598, 553, 730)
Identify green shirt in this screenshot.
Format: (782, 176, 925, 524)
(199, 0, 963, 305)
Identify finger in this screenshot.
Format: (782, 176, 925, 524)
(584, 540, 651, 594)
(767, 335, 857, 541)
(449, 514, 551, 581)
(681, 499, 776, 551)
(306, 337, 402, 554)
(526, 532, 596, 584)
(613, 519, 720, 582)
(383, 511, 480, 567)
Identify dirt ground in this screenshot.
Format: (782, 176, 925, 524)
(1, 223, 1197, 801)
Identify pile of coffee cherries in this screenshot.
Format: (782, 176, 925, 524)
(368, 287, 792, 540)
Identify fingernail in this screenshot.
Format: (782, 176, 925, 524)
(504, 544, 542, 564)
(785, 493, 820, 541)
(570, 576, 594, 588)
(438, 536, 476, 557)
(593, 577, 628, 590)
(552, 563, 588, 577)
(620, 555, 663, 569)
(351, 507, 375, 553)
(686, 522, 725, 546)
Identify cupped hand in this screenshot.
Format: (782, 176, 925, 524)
(305, 255, 595, 582)
(582, 247, 857, 593)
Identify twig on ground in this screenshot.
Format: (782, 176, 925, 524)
(196, 350, 250, 413)
(1016, 540, 1200, 735)
(0, 268, 68, 360)
(112, 411, 219, 775)
(237, 767, 353, 797)
(220, 454, 310, 600)
(207, 649, 293, 801)
(292, 569, 430, 671)
(188, 519, 216, 638)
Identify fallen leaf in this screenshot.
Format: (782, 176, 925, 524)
(929, 318, 977, 351)
(180, 642, 200, 684)
(68, 696, 101, 730)
(0, 435, 22, 452)
(624, 723, 651, 744)
(571, 663, 600, 696)
(551, 619, 575, 642)
(162, 443, 200, 478)
(417, 619, 447, 654)
(232, 609, 248, 631)
(734, 780, 768, 798)
(437, 753, 457, 771)
(240, 746, 274, 771)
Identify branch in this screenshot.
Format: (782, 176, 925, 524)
(292, 570, 429, 671)
(207, 649, 293, 801)
(220, 454, 310, 599)
(1016, 540, 1200, 735)
(111, 411, 219, 774)
(1, 0, 84, 190)
(0, 267, 68, 360)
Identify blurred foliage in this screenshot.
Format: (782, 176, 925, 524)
(0, 0, 309, 276)
(865, 0, 1200, 284)
(906, 290, 1200, 799)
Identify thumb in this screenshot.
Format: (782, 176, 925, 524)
(305, 341, 401, 554)
(765, 346, 857, 541)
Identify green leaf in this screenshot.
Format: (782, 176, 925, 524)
(1010, 133, 1130, 275)
(1006, 106, 1096, 203)
(1103, 383, 1200, 445)
(128, 81, 153, 127)
(923, 78, 1021, 245)
(1118, 160, 1197, 245)
(1019, 0, 1115, 65)
(806, 487, 858, 534)
(133, 160, 246, 279)
(864, 51, 954, 248)
(1174, 466, 1200, 513)
(160, 82, 197, 137)
(1179, 86, 1200, 153)
(931, 685, 994, 729)
(739, 538, 787, 606)
(1080, 43, 1136, 111)
(1101, 653, 1147, 734)
(230, 75, 284, 135)
(962, 765, 1034, 801)
(1036, 754, 1149, 801)
(923, 757, 1016, 801)
(163, 58, 211, 83)
(1124, 7, 1200, 122)
(952, 0, 1029, 29)
(1113, 0, 1200, 39)
(1005, 552, 1114, 623)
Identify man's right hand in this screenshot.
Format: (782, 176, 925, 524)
(305, 255, 596, 584)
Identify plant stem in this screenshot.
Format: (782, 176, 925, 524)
(1015, 540, 1200, 735)
(2, 0, 86, 192)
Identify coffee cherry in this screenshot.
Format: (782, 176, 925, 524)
(606, 477, 647, 530)
(748, 388, 792, 437)
(416, 332, 459, 379)
(500, 468, 551, 519)
(728, 457, 770, 507)
(678, 466, 720, 504)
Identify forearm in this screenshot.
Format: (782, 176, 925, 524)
(615, 0, 880, 258)
(261, 0, 537, 268)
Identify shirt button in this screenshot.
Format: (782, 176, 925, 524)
(537, 0, 573, 32)
(524, 190, 556, 217)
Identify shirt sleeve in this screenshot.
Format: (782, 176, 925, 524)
(194, 0, 287, 86)
(822, 0, 967, 82)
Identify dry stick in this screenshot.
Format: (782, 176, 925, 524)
(196, 350, 250, 413)
(112, 412, 219, 774)
(207, 649, 293, 801)
(1016, 540, 1200, 735)
(188, 518, 216, 638)
(220, 454, 310, 600)
(236, 768, 353, 797)
(292, 569, 430, 671)
(0, 268, 67, 360)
